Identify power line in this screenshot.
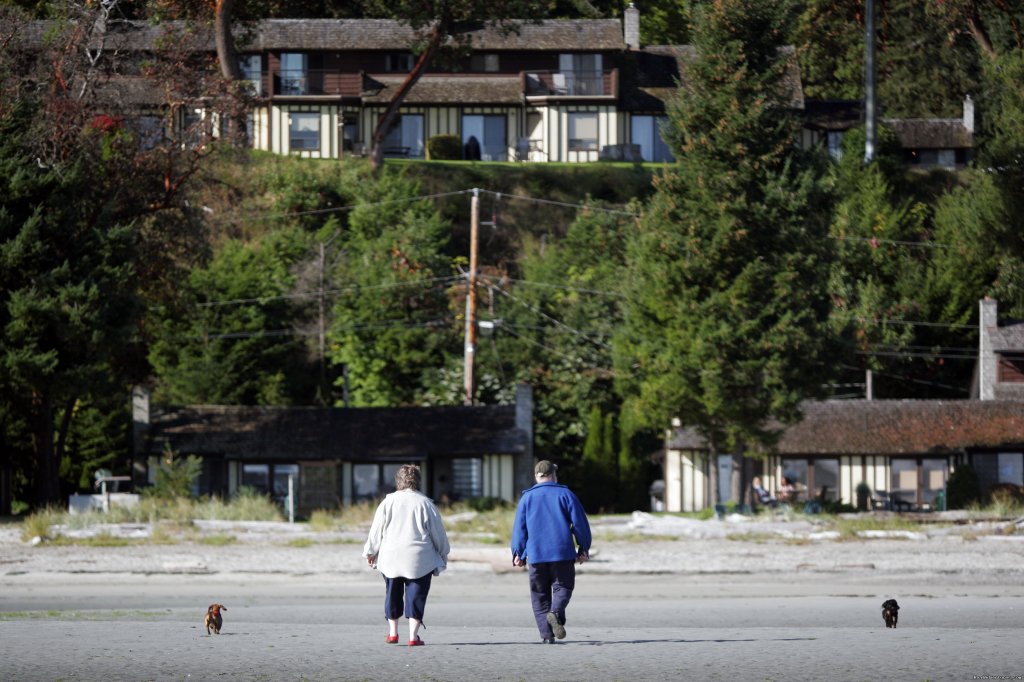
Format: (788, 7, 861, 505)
(196, 276, 462, 308)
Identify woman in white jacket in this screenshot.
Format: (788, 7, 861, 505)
(362, 464, 450, 646)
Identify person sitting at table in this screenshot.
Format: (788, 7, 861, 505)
(777, 477, 797, 504)
(751, 477, 778, 509)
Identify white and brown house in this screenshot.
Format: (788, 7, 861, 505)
(660, 298, 1024, 513)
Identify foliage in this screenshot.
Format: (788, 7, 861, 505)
(793, 0, 981, 117)
(145, 448, 203, 500)
(326, 171, 457, 406)
(945, 463, 981, 510)
(147, 227, 317, 405)
(616, 0, 836, 502)
(426, 135, 463, 160)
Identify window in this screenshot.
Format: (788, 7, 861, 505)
(131, 115, 164, 150)
(630, 115, 673, 162)
(281, 53, 307, 95)
(998, 453, 1023, 485)
(921, 459, 948, 506)
(385, 53, 415, 73)
(558, 53, 603, 95)
(462, 114, 507, 161)
(826, 131, 843, 160)
(780, 458, 839, 502)
(568, 112, 598, 152)
(239, 55, 262, 95)
(242, 464, 269, 492)
(241, 463, 299, 507)
(382, 114, 424, 157)
(470, 54, 500, 72)
(289, 112, 320, 151)
(890, 459, 918, 507)
(451, 458, 483, 498)
(352, 463, 404, 502)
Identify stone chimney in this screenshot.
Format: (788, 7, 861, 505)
(979, 297, 997, 400)
(624, 2, 640, 50)
(963, 94, 975, 134)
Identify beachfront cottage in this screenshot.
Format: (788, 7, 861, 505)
(659, 298, 1024, 513)
(131, 384, 534, 516)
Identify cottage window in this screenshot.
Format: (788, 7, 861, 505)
(352, 463, 404, 502)
(382, 114, 424, 157)
(462, 114, 507, 161)
(289, 112, 320, 151)
(385, 53, 415, 73)
(238, 54, 262, 95)
(558, 53, 603, 95)
(281, 53, 307, 95)
(470, 53, 500, 72)
(780, 458, 839, 503)
(568, 112, 598, 152)
(997, 353, 1024, 383)
(998, 453, 1023, 485)
(451, 458, 483, 498)
(826, 131, 843, 160)
(630, 115, 673, 162)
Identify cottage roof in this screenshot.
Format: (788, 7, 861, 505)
(802, 99, 862, 131)
(249, 18, 626, 52)
(668, 400, 1024, 456)
(987, 322, 1024, 352)
(141, 404, 530, 460)
(882, 118, 972, 150)
(12, 18, 626, 52)
(362, 75, 523, 104)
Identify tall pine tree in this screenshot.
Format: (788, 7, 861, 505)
(615, 0, 835, 504)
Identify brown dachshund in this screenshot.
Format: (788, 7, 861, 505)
(204, 603, 226, 635)
(881, 599, 899, 628)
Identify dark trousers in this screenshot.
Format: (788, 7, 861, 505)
(528, 561, 575, 638)
(383, 573, 432, 621)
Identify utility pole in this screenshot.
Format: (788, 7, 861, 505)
(864, 0, 876, 164)
(318, 240, 327, 403)
(464, 188, 480, 405)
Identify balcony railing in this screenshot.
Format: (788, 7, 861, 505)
(275, 69, 362, 97)
(523, 70, 615, 97)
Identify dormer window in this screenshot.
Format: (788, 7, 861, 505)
(385, 53, 415, 73)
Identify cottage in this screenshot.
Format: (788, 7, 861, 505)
(132, 384, 535, 515)
(659, 298, 1024, 512)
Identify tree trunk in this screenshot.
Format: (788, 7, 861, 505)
(214, 0, 249, 147)
(215, 0, 242, 81)
(30, 391, 57, 507)
(369, 27, 441, 174)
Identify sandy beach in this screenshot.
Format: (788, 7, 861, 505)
(2, 512, 1024, 681)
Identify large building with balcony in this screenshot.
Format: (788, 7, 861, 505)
(233, 9, 684, 162)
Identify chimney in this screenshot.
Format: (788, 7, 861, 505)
(979, 298, 997, 400)
(624, 2, 640, 50)
(963, 94, 975, 134)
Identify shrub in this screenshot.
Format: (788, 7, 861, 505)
(426, 134, 462, 160)
(946, 464, 981, 509)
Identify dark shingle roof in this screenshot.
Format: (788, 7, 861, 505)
(362, 75, 523, 104)
(669, 400, 1024, 456)
(247, 18, 625, 51)
(141, 404, 530, 460)
(883, 118, 973, 149)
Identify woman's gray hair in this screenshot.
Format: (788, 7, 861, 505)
(395, 464, 421, 491)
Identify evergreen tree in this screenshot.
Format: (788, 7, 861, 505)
(147, 228, 316, 406)
(615, 0, 835, 504)
(327, 174, 456, 406)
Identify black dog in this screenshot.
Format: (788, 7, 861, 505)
(881, 599, 899, 628)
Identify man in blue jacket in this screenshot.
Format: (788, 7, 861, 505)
(511, 460, 592, 643)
